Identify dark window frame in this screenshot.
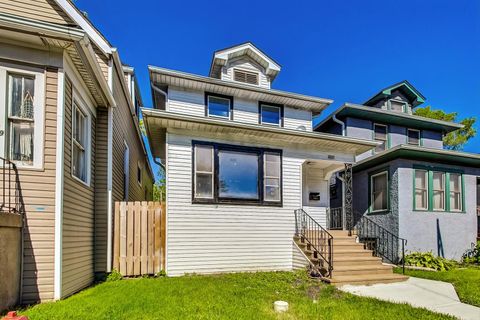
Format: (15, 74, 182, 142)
(191, 141, 283, 207)
(407, 128, 421, 146)
(258, 101, 284, 127)
(204, 92, 234, 120)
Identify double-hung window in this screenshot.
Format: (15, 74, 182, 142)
(413, 167, 464, 212)
(373, 124, 388, 153)
(370, 171, 388, 212)
(407, 129, 421, 146)
(72, 100, 89, 184)
(193, 142, 282, 205)
(260, 103, 282, 126)
(206, 93, 232, 119)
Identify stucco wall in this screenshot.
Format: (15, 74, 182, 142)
(422, 130, 443, 149)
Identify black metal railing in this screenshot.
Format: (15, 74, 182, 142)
(327, 207, 343, 230)
(294, 208, 333, 278)
(353, 214, 407, 273)
(0, 157, 20, 214)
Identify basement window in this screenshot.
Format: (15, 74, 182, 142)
(233, 69, 259, 85)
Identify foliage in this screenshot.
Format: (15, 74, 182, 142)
(155, 270, 167, 277)
(404, 252, 456, 271)
(462, 241, 480, 265)
(413, 106, 476, 150)
(153, 178, 166, 202)
(106, 269, 123, 282)
(395, 265, 480, 307)
(20, 271, 452, 320)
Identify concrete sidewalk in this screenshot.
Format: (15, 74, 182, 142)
(339, 277, 480, 320)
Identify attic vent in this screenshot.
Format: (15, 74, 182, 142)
(233, 69, 259, 85)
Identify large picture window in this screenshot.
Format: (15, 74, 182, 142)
(193, 141, 282, 206)
(370, 171, 388, 212)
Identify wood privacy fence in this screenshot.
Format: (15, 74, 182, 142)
(113, 201, 165, 276)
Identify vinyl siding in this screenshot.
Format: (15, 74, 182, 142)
(165, 132, 344, 276)
(222, 57, 271, 89)
(20, 68, 58, 303)
(61, 76, 96, 298)
(93, 45, 109, 83)
(283, 106, 312, 131)
(0, 0, 74, 25)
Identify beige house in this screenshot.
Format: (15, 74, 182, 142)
(0, 0, 153, 304)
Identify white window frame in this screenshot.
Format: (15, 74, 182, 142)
(432, 171, 446, 211)
(414, 169, 429, 210)
(263, 152, 281, 202)
(407, 129, 421, 146)
(0, 65, 45, 169)
(71, 91, 92, 186)
(370, 171, 388, 212)
(207, 95, 231, 120)
(194, 145, 214, 199)
(260, 104, 281, 127)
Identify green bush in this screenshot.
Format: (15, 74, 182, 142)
(462, 241, 480, 265)
(106, 269, 123, 282)
(404, 252, 456, 271)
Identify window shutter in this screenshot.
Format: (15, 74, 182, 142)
(233, 70, 258, 85)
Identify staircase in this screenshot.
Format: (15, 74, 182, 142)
(294, 209, 408, 286)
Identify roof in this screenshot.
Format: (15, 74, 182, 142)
(354, 145, 480, 172)
(149, 65, 333, 112)
(314, 103, 463, 133)
(142, 108, 378, 161)
(209, 42, 281, 81)
(364, 80, 426, 108)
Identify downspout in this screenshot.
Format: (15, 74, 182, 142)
(332, 114, 345, 136)
(150, 82, 168, 110)
(106, 59, 114, 273)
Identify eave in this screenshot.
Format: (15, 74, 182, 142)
(142, 108, 378, 160)
(354, 145, 480, 172)
(149, 66, 333, 113)
(315, 103, 463, 133)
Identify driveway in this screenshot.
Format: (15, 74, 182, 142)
(339, 277, 480, 320)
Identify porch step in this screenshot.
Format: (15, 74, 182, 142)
(330, 273, 409, 286)
(333, 264, 393, 276)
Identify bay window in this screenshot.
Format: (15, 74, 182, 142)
(193, 142, 282, 205)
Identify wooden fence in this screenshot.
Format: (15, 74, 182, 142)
(113, 201, 165, 276)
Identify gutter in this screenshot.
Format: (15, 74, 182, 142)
(332, 114, 346, 136)
(151, 82, 169, 110)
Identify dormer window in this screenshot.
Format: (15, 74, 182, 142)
(206, 93, 233, 119)
(233, 69, 259, 85)
(259, 102, 283, 127)
(388, 99, 407, 113)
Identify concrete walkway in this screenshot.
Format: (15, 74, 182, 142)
(339, 277, 480, 320)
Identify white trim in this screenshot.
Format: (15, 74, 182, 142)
(165, 132, 169, 274)
(370, 171, 388, 213)
(207, 95, 230, 119)
(54, 68, 65, 300)
(63, 55, 96, 116)
(71, 90, 92, 186)
(260, 103, 281, 127)
(193, 145, 214, 199)
(53, 0, 112, 55)
(106, 59, 113, 272)
(123, 140, 130, 201)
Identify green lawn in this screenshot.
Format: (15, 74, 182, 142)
(394, 266, 480, 307)
(20, 271, 453, 320)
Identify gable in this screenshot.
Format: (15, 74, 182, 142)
(222, 56, 271, 88)
(0, 0, 75, 25)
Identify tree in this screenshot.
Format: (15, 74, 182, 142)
(153, 178, 166, 202)
(413, 106, 476, 150)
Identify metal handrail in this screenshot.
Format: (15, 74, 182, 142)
(327, 207, 343, 230)
(0, 157, 20, 214)
(294, 208, 333, 278)
(353, 214, 407, 273)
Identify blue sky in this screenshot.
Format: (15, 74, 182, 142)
(77, 0, 479, 154)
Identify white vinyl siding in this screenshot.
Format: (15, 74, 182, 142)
(283, 107, 312, 131)
(168, 87, 204, 116)
(292, 242, 310, 269)
(222, 58, 271, 89)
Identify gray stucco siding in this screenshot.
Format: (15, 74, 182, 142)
(422, 130, 443, 149)
(389, 125, 406, 148)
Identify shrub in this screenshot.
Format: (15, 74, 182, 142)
(404, 252, 456, 271)
(462, 241, 480, 265)
(106, 269, 123, 282)
(155, 270, 167, 277)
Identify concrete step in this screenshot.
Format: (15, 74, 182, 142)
(333, 256, 383, 267)
(331, 273, 409, 286)
(333, 251, 374, 259)
(333, 248, 373, 254)
(333, 264, 393, 276)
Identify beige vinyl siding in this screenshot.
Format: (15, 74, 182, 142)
(0, 0, 74, 25)
(94, 108, 108, 272)
(20, 68, 58, 303)
(111, 67, 152, 203)
(283, 107, 312, 131)
(292, 242, 309, 270)
(222, 58, 271, 89)
(61, 76, 96, 298)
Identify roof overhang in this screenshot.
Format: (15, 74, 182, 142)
(315, 103, 463, 133)
(142, 108, 378, 161)
(364, 80, 426, 108)
(354, 145, 480, 172)
(209, 42, 281, 81)
(149, 66, 333, 113)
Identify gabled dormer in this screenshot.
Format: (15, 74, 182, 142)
(209, 42, 281, 89)
(363, 80, 426, 114)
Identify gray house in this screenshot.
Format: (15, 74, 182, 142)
(316, 81, 480, 260)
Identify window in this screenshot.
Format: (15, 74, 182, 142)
(137, 162, 142, 185)
(413, 167, 464, 212)
(449, 173, 462, 211)
(432, 172, 445, 210)
(123, 142, 130, 200)
(72, 100, 89, 183)
(414, 170, 428, 210)
(407, 129, 420, 146)
(370, 171, 388, 212)
(388, 99, 407, 112)
(206, 94, 232, 119)
(374, 124, 388, 153)
(233, 69, 258, 85)
(193, 142, 282, 205)
(260, 103, 282, 126)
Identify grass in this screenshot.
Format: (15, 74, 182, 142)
(19, 271, 453, 320)
(394, 265, 480, 307)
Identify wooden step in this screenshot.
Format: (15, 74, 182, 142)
(331, 273, 409, 286)
(333, 256, 383, 267)
(333, 251, 374, 259)
(333, 264, 393, 276)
